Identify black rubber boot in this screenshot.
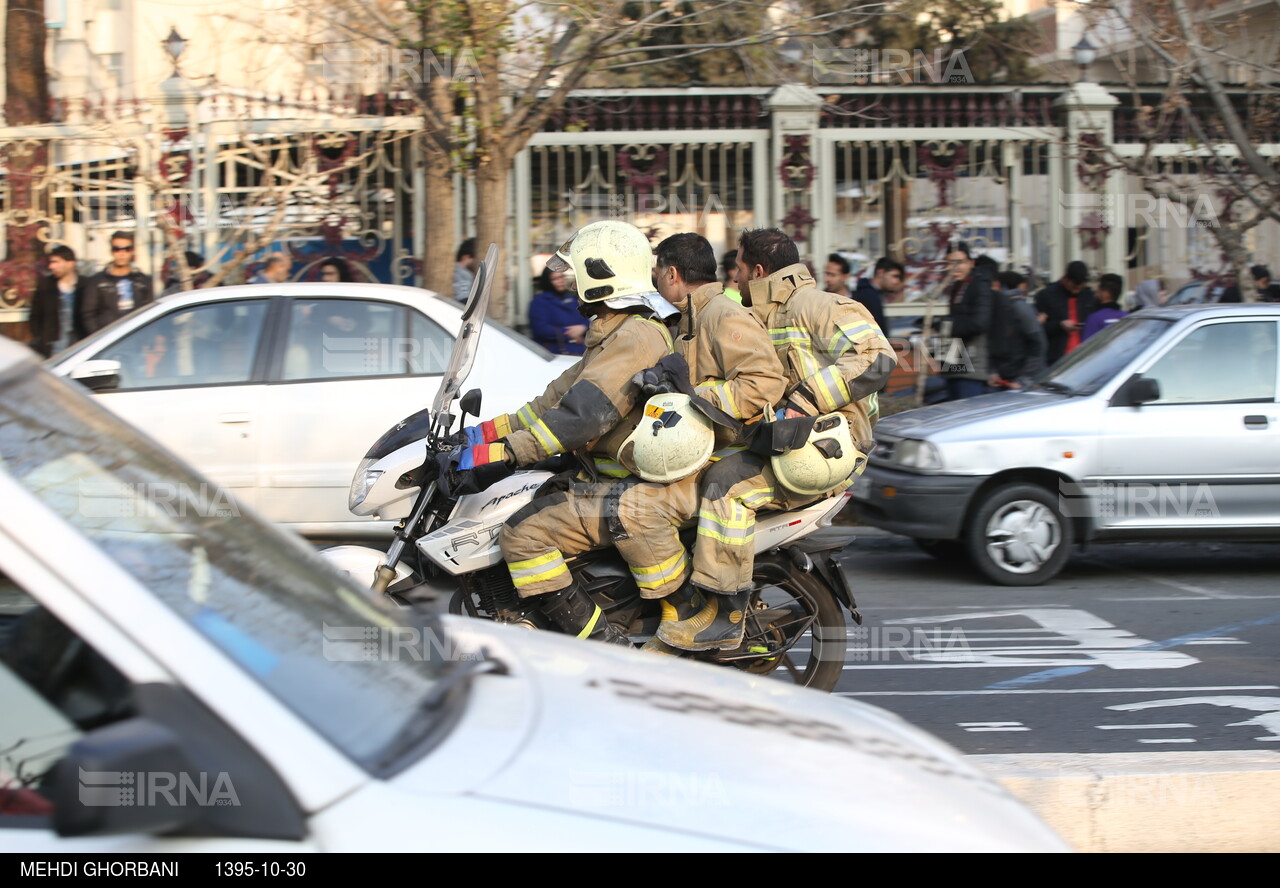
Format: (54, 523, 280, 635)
(540, 581, 631, 646)
(656, 589, 751, 652)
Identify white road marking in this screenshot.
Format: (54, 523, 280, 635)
(1097, 723, 1195, 730)
(1183, 638, 1246, 645)
(1137, 738, 1196, 744)
(845, 663, 1173, 670)
(1090, 560, 1230, 597)
(836, 685, 1278, 697)
(963, 726, 1032, 732)
(868, 605, 1075, 611)
(1103, 595, 1280, 602)
(881, 608, 1200, 670)
(959, 721, 1023, 727)
(1109, 696, 1280, 742)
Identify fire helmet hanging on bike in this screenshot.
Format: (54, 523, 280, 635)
(548, 220, 678, 320)
(618, 393, 715, 483)
(770, 411, 867, 496)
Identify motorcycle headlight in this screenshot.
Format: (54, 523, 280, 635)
(349, 458, 384, 511)
(894, 439, 943, 470)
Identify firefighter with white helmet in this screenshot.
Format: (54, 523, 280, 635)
(451, 226, 786, 647)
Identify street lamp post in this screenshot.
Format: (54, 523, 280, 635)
(1073, 35, 1098, 84)
(154, 27, 202, 283)
(163, 26, 189, 78)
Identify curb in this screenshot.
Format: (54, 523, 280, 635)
(970, 751, 1280, 852)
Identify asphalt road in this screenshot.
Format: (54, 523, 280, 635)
(829, 532, 1280, 756)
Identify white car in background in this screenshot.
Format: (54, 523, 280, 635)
(47, 283, 575, 539)
(0, 337, 1070, 852)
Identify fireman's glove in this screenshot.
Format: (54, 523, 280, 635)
(633, 366, 672, 397)
(448, 441, 516, 495)
(443, 421, 503, 450)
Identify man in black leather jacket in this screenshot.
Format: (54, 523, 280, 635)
(83, 231, 154, 334)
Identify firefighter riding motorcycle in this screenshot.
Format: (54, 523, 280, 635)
(323, 247, 864, 692)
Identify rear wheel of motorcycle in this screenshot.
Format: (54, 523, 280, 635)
(733, 565, 845, 693)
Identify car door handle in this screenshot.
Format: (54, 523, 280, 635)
(219, 413, 252, 424)
(1243, 415, 1269, 429)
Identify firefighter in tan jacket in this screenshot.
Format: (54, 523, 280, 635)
(625, 233, 787, 650)
(657, 228, 897, 653)
(450, 221, 679, 644)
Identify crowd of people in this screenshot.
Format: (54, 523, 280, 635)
(930, 248, 1280, 401)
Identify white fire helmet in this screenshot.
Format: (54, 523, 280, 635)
(771, 412, 867, 496)
(618, 393, 715, 483)
(547, 220, 677, 318)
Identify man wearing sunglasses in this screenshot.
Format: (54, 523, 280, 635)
(83, 231, 155, 334)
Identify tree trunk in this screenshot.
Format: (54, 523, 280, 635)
(420, 132, 456, 299)
(416, 0, 458, 300)
(5, 0, 48, 125)
(2, 0, 51, 344)
(474, 156, 510, 323)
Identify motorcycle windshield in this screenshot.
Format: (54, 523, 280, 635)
(432, 243, 498, 419)
(361, 406, 434, 461)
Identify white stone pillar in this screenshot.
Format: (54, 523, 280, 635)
(768, 83, 823, 255)
(1053, 82, 1121, 279)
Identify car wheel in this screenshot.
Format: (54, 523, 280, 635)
(965, 483, 1071, 586)
(913, 537, 968, 562)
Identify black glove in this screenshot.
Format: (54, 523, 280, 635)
(445, 441, 516, 496)
(632, 366, 671, 397)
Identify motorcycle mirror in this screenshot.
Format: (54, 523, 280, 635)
(460, 389, 482, 419)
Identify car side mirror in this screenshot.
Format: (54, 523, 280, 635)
(1112, 373, 1160, 407)
(49, 717, 203, 837)
(460, 388, 482, 419)
(69, 360, 121, 392)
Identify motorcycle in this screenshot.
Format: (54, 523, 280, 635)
(323, 245, 863, 692)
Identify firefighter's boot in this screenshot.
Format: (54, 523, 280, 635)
(656, 588, 751, 652)
(540, 580, 631, 646)
(640, 583, 707, 654)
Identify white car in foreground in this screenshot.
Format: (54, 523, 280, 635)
(0, 338, 1069, 852)
(46, 283, 575, 539)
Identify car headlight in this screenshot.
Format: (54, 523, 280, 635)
(894, 439, 943, 470)
(348, 458, 384, 511)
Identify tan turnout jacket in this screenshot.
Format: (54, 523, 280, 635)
(744, 263, 896, 445)
(491, 309, 674, 476)
(673, 281, 787, 445)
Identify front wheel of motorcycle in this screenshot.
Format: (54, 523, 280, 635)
(724, 563, 846, 693)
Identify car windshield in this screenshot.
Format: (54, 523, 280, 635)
(0, 361, 451, 772)
(1033, 316, 1172, 396)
